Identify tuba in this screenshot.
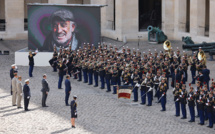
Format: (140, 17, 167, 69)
(163, 40, 172, 58)
(198, 50, 206, 65)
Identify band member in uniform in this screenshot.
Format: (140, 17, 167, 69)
(140, 74, 147, 105)
(99, 64, 105, 89)
(159, 78, 167, 111)
(187, 85, 195, 122)
(93, 64, 99, 87)
(189, 55, 197, 84)
(180, 84, 187, 119)
(197, 90, 205, 125)
(105, 67, 112, 92)
(65, 75, 72, 106)
(206, 92, 214, 128)
(41, 74, 50, 107)
(23, 79, 31, 111)
(111, 66, 118, 94)
(58, 61, 67, 89)
(173, 83, 181, 117)
(146, 74, 153, 106)
(202, 65, 210, 91)
(71, 95, 77, 128)
(132, 70, 140, 102)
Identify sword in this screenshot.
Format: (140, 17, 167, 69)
(141, 87, 153, 97)
(157, 93, 165, 103)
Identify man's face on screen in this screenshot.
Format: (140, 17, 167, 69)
(52, 20, 75, 45)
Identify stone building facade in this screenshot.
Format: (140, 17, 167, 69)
(0, 0, 214, 43)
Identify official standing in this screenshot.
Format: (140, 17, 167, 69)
(28, 51, 37, 77)
(70, 95, 77, 128)
(65, 75, 71, 106)
(10, 64, 17, 95)
(159, 78, 167, 111)
(41, 74, 50, 107)
(16, 76, 23, 109)
(12, 74, 18, 106)
(23, 79, 31, 111)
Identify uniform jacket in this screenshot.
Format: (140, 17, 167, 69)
(202, 68, 210, 82)
(23, 84, 31, 98)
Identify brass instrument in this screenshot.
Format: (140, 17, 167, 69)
(163, 40, 172, 58)
(197, 50, 206, 65)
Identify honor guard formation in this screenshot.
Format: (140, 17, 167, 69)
(48, 41, 215, 128)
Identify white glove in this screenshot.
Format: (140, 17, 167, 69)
(124, 82, 127, 85)
(179, 95, 182, 97)
(172, 88, 175, 91)
(20, 93, 22, 96)
(149, 87, 153, 92)
(136, 83, 140, 87)
(131, 74, 134, 79)
(162, 94, 164, 96)
(27, 96, 30, 99)
(176, 98, 179, 101)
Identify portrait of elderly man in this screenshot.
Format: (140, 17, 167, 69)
(42, 9, 81, 51)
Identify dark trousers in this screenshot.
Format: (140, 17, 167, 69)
(133, 86, 138, 101)
(175, 101, 180, 116)
(106, 79, 111, 91)
(29, 65, 34, 77)
(199, 110, 205, 124)
(213, 111, 215, 124)
(42, 92, 47, 106)
(100, 76, 105, 88)
(140, 89, 146, 104)
(88, 72, 93, 85)
(191, 70, 196, 84)
(204, 108, 208, 120)
(147, 89, 152, 105)
(207, 112, 213, 127)
(204, 81, 209, 91)
(65, 91, 70, 105)
(184, 70, 188, 82)
(58, 75, 64, 89)
(112, 81, 117, 94)
(181, 103, 187, 118)
(83, 71, 88, 83)
(196, 103, 200, 116)
(94, 74, 98, 86)
(24, 97, 30, 110)
(161, 96, 166, 110)
(189, 106, 195, 121)
(78, 71, 82, 81)
(117, 77, 121, 86)
(53, 66, 57, 72)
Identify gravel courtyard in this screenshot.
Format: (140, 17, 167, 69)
(0, 38, 215, 134)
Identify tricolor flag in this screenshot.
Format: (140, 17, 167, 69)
(117, 86, 133, 99)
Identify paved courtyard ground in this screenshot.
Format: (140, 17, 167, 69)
(0, 38, 215, 134)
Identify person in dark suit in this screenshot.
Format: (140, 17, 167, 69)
(65, 75, 71, 106)
(202, 65, 210, 91)
(23, 79, 31, 111)
(41, 74, 50, 107)
(28, 51, 37, 77)
(70, 95, 77, 128)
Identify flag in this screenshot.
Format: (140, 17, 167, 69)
(117, 86, 133, 99)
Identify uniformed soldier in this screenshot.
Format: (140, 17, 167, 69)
(70, 95, 77, 128)
(205, 92, 214, 128)
(105, 67, 112, 92)
(12, 74, 18, 106)
(132, 70, 140, 102)
(57, 61, 67, 89)
(23, 79, 31, 111)
(88, 63, 93, 85)
(111, 66, 118, 94)
(99, 63, 105, 89)
(187, 85, 195, 122)
(146, 74, 153, 106)
(159, 78, 167, 111)
(10, 64, 17, 95)
(16, 76, 23, 109)
(93, 63, 99, 87)
(189, 55, 197, 84)
(173, 83, 181, 117)
(180, 84, 187, 119)
(197, 90, 205, 125)
(140, 74, 147, 105)
(82, 62, 88, 83)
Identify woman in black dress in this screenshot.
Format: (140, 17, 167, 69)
(71, 95, 77, 128)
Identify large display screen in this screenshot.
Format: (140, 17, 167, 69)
(28, 4, 101, 51)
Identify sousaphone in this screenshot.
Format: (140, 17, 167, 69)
(163, 40, 171, 58)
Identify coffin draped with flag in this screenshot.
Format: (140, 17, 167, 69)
(117, 86, 133, 99)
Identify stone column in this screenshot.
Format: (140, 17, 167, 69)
(48, 0, 67, 4)
(162, 0, 175, 39)
(5, 0, 24, 35)
(209, 0, 215, 40)
(190, 0, 205, 36)
(177, 0, 187, 32)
